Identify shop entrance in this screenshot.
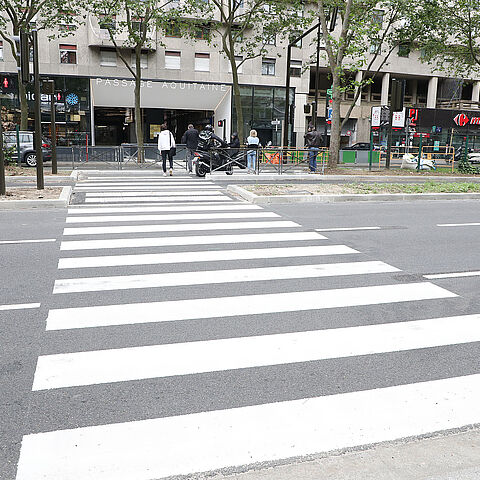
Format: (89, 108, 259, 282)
(94, 107, 215, 145)
(94, 107, 133, 145)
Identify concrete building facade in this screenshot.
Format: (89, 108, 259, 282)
(1, 12, 480, 147)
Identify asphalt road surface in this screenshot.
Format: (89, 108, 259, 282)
(1, 171, 479, 480)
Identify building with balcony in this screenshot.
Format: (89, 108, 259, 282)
(1, 11, 480, 148)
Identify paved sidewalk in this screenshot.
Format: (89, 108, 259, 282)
(213, 428, 480, 480)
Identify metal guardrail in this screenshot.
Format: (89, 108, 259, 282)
(379, 145, 455, 171)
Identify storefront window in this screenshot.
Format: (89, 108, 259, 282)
(59, 44, 77, 64)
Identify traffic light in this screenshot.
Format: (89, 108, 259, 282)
(11, 32, 30, 84)
(1, 76, 17, 93)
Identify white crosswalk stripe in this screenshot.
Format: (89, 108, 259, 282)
(53, 260, 398, 293)
(57, 245, 358, 269)
(65, 211, 279, 223)
(85, 196, 233, 203)
(67, 204, 261, 214)
(63, 220, 300, 235)
(59, 231, 325, 251)
(33, 314, 479, 391)
(46, 282, 455, 330)
(16, 174, 473, 480)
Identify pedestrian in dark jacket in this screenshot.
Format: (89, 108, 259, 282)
(228, 132, 240, 156)
(304, 127, 324, 172)
(181, 124, 199, 173)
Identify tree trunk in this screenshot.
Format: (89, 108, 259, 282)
(328, 73, 342, 167)
(134, 47, 143, 163)
(230, 61, 244, 142)
(18, 78, 28, 130)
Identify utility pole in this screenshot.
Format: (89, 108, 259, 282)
(313, 23, 321, 131)
(32, 30, 44, 189)
(0, 102, 5, 196)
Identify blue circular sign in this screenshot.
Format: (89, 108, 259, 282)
(66, 93, 79, 106)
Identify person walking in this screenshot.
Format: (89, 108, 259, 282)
(181, 123, 199, 173)
(246, 129, 260, 174)
(158, 123, 176, 176)
(304, 126, 323, 173)
(229, 132, 240, 156)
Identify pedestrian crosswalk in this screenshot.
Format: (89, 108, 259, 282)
(15, 174, 479, 480)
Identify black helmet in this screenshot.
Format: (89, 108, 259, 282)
(204, 124, 213, 131)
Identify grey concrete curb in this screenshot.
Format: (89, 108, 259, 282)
(0, 185, 72, 209)
(5, 174, 72, 182)
(227, 185, 480, 204)
(217, 173, 480, 183)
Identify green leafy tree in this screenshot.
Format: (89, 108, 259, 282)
(88, 0, 185, 161)
(316, 0, 431, 166)
(419, 0, 480, 76)
(191, 0, 310, 142)
(0, 0, 80, 129)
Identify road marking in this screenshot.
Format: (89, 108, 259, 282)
(53, 260, 396, 293)
(84, 191, 225, 197)
(58, 245, 357, 269)
(424, 271, 480, 279)
(437, 223, 480, 227)
(59, 232, 325, 251)
(315, 227, 381, 232)
(78, 177, 213, 182)
(75, 185, 222, 191)
(18, 374, 480, 480)
(0, 303, 41, 311)
(0, 239, 56, 245)
(33, 314, 480, 390)
(85, 196, 232, 203)
(65, 212, 279, 224)
(46, 282, 455, 330)
(62, 220, 300, 236)
(67, 204, 261, 214)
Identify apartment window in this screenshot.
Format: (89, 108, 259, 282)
(290, 60, 302, 77)
(262, 58, 275, 76)
(228, 56, 243, 74)
(195, 53, 210, 71)
(165, 50, 181, 69)
(165, 21, 181, 37)
(265, 33, 276, 46)
(99, 14, 116, 31)
(59, 44, 77, 64)
(369, 43, 380, 54)
(193, 24, 211, 40)
(0, 41, 3, 61)
(100, 49, 116, 67)
(398, 43, 410, 58)
(132, 18, 143, 32)
(131, 51, 148, 69)
(234, 0, 244, 8)
(289, 32, 302, 48)
(263, 4, 272, 13)
(232, 27, 243, 42)
(372, 9, 384, 27)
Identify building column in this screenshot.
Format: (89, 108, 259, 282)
(472, 81, 480, 108)
(355, 70, 363, 106)
(381, 73, 390, 106)
(411, 79, 418, 105)
(427, 77, 438, 108)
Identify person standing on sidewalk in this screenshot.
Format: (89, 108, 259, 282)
(304, 126, 324, 173)
(246, 129, 260, 174)
(158, 123, 176, 176)
(181, 124, 199, 173)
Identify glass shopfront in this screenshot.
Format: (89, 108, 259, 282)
(0, 74, 90, 145)
(232, 85, 294, 146)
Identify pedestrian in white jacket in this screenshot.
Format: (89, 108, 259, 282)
(157, 123, 176, 176)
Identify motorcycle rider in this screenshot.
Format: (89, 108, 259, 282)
(198, 124, 227, 150)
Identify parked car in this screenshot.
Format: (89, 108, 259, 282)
(343, 142, 371, 150)
(2, 131, 51, 167)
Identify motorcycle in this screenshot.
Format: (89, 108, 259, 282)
(193, 143, 247, 177)
(401, 153, 436, 171)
